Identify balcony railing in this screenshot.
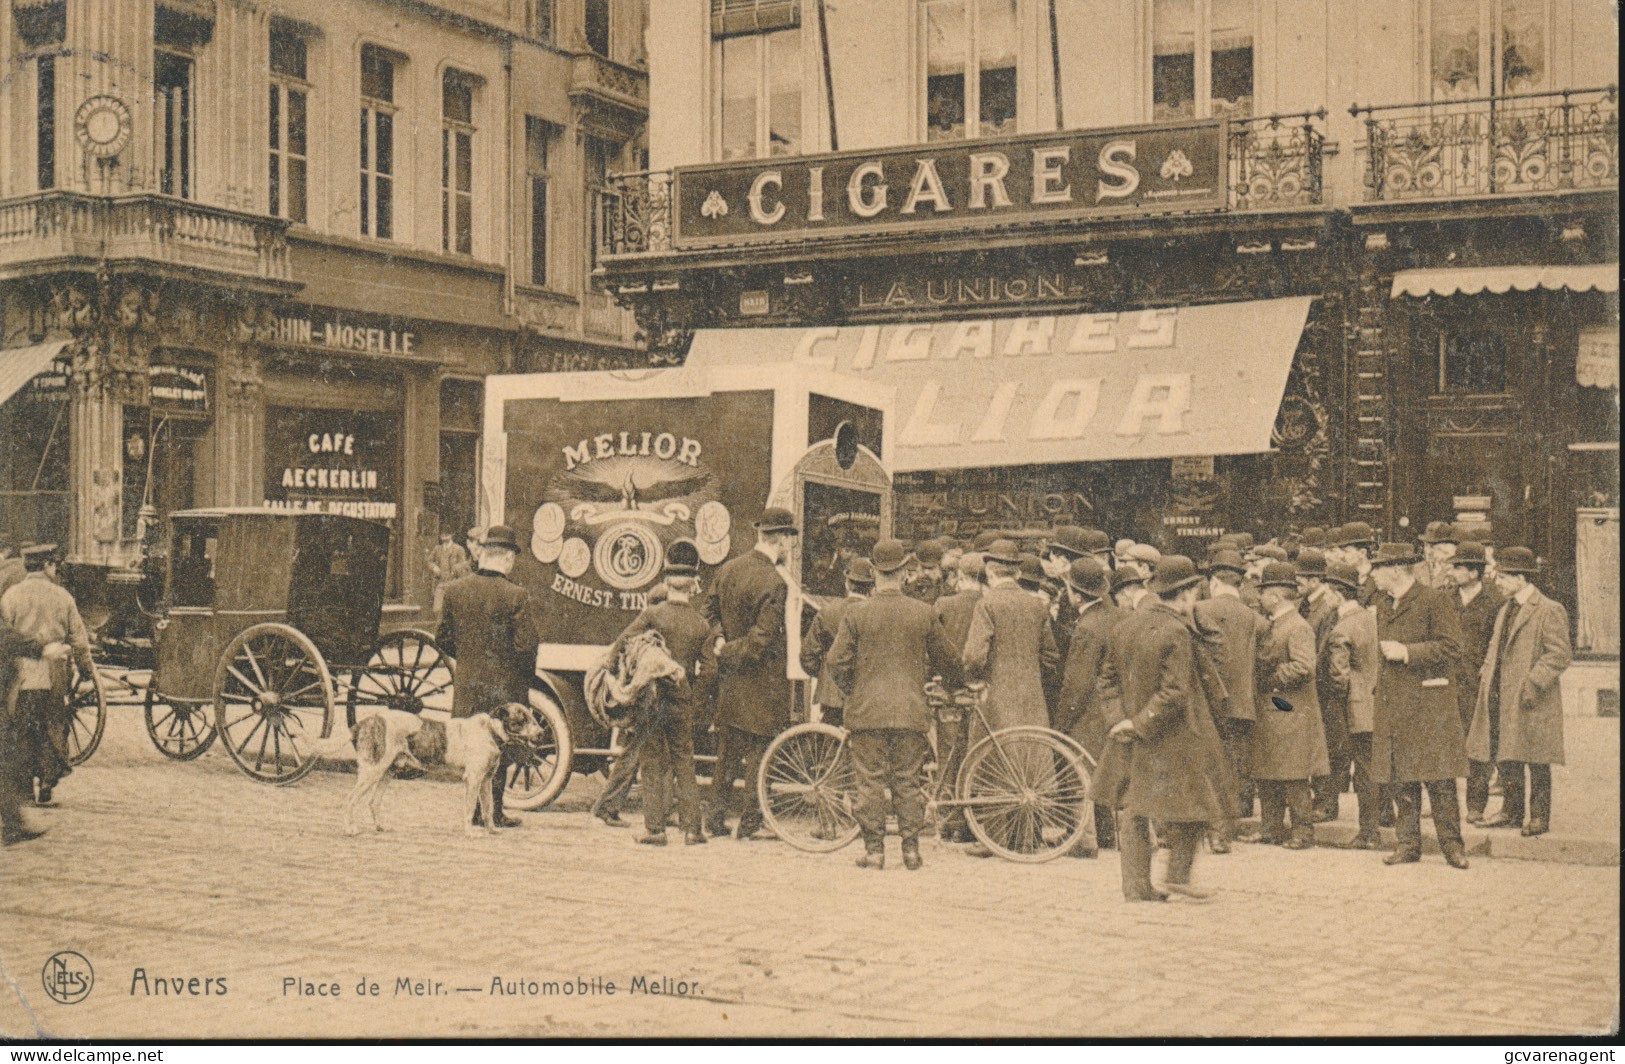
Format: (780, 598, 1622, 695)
(0, 191, 292, 283)
(1351, 86, 1618, 202)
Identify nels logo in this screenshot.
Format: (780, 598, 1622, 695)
(532, 431, 731, 602)
(42, 951, 94, 1004)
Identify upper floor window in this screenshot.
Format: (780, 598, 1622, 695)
(36, 55, 55, 190)
(155, 50, 193, 198)
(269, 26, 309, 224)
(1152, 0, 1254, 121)
(525, 117, 554, 287)
(359, 45, 397, 240)
(1429, 0, 1547, 99)
(441, 72, 476, 255)
(923, 0, 1016, 142)
(715, 0, 802, 160)
(585, 0, 610, 56)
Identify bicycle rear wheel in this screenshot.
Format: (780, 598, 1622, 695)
(959, 726, 1092, 863)
(757, 722, 862, 853)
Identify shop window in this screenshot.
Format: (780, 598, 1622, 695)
(715, 1, 802, 160)
(170, 523, 219, 608)
(526, 117, 554, 287)
(36, 55, 55, 190)
(1152, 0, 1253, 121)
(360, 45, 397, 240)
(1429, 0, 1547, 99)
(269, 25, 309, 224)
(923, 0, 1016, 142)
(1438, 329, 1509, 394)
(585, 0, 610, 56)
(155, 50, 193, 198)
(441, 71, 476, 255)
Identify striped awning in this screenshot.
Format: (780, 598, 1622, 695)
(1391, 263, 1619, 298)
(0, 340, 69, 407)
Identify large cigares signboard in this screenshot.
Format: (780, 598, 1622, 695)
(501, 391, 776, 647)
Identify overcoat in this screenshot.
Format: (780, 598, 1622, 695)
(1323, 602, 1379, 735)
(1303, 591, 1337, 647)
(828, 589, 962, 733)
(1053, 598, 1122, 758)
(1467, 589, 1570, 766)
(935, 588, 982, 657)
(1192, 593, 1263, 722)
(800, 593, 865, 710)
(962, 582, 1061, 735)
(1251, 607, 1330, 780)
(1453, 583, 1505, 731)
(1092, 602, 1231, 823)
(705, 549, 792, 737)
(1371, 582, 1467, 783)
(437, 570, 539, 718)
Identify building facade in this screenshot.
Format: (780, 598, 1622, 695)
(0, 0, 650, 618)
(596, 0, 1617, 646)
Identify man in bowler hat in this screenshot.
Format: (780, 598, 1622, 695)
(800, 557, 875, 728)
(1448, 540, 1504, 823)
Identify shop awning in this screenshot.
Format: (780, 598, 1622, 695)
(0, 340, 69, 407)
(1391, 264, 1619, 299)
(684, 297, 1312, 472)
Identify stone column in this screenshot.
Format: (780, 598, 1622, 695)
(214, 303, 275, 507)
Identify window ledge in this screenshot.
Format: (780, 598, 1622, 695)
(286, 228, 505, 275)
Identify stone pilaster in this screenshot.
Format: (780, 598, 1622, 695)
(214, 302, 275, 507)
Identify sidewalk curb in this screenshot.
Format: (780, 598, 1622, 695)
(1236, 816, 1618, 866)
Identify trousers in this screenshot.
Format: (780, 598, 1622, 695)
(639, 689, 702, 836)
(1216, 717, 1253, 835)
(1119, 816, 1204, 899)
(850, 728, 931, 847)
(1258, 779, 1314, 841)
(1393, 778, 1464, 855)
(0, 716, 33, 836)
(1312, 695, 1352, 817)
(1348, 732, 1381, 835)
(707, 726, 771, 833)
(1497, 760, 1552, 825)
(591, 725, 645, 818)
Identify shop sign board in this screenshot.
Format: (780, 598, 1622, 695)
(262, 407, 400, 521)
(273, 309, 419, 357)
(674, 119, 1225, 248)
(149, 364, 210, 417)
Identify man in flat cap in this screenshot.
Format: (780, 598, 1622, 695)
(703, 507, 799, 839)
(1245, 562, 1328, 850)
(1053, 557, 1122, 856)
(1447, 540, 1504, 823)
(438, 525, 538, 828)
(1193, 548, 1263, 850)
(800, 557, 874, 729)
(828, 540, 962, 870)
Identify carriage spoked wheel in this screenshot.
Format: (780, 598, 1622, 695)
(143, 687, 217, 761)
(958, 725, 1092, 863)
(757, 721, 863, 853)
(62, 661, 108, 766)
(500, 689, 575, 811)
(213, 622, 335, 785)
(343, 628, 454, 728)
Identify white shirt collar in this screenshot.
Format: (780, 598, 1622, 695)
(1513, 584, 1538, 606)
(1268, 602, 1296, 621)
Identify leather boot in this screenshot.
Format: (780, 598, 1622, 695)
(855, 849, 885, 870)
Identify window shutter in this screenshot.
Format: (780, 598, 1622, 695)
(711, 0, 800, 39)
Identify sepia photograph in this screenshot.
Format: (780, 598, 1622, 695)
(0, 0, 1618, 1042)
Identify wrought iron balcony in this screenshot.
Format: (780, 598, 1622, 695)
(1351, 86, 1618, 201)
(0, 191, 293, 286)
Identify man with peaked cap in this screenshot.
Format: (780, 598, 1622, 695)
(1368, 542, 1471, 869)
(1321, 561, 1384, 848)
(1469, 548, 1570, 837)
(703, 506, 799, 839)
(1243, 562, 1328, 850)
(437, 525, 539, 828)
(800, 557, 875, 728)
(1447, 539, 1504, 823)
(1416, 521, 1460, 589)
(904, 539, 947, 605)
(1053, 557, 1122, 856)
(1193, 548, 1264, 850)
(1297, 549, 1346, 823)
(1094, 556, 1231, 901)
(828, 539, 962, 870)
(963, 539, 1061, 786)
(932, 550, 986, 843)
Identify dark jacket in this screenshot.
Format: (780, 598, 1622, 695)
(1053, 598, 1121, 758)
(828, 588, 961, 733)
(963, 582, 1061, 735)
(800, 593, 865, 709)
(1192, 592, 1263, 722)
(1371, 581, 1467, 784)
(705, 549, 791, 737)
(1452, 582, 1504, 728)
(935, 587, 983, 658)
(1251, 607, 1330, 781)
(438, 570, 540, 718)
(606, 598, 715, 719)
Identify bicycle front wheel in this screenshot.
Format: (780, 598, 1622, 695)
(959, 726, 1092, 863)
(757, 722, 862, 853)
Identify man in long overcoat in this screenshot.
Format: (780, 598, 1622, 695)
(933, 551, 985, 842)
(703, 507, 797, 840)
(1193, 549, 1262, 849)
(1447, 540, 1504, 823)
(799, 557, 873, 728)
(1052, 557, 1121, 856)
(437, 525, 539, 828)
(1096, 556, 1231, 902)
(828, 540, 962, 870)
(1245, 562, 1328, 850)
(1468, 547, 1570, 837)
(962, 539, 1060, 739)
(1321, 562, 1383, 847)
(1369, 542, 1470, 869)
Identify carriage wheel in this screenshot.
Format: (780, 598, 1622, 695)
(62, 662, 108, 766)
(213, 623, 335, 785)
(500, 689, 575, 810)
(959, 726, 1092, 863)
(144, 688, 217, 761)
(345, 628, 454, 728)
(757, 722, 862, 853)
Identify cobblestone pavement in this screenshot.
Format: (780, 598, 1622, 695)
(1, 706, 1618, 1040)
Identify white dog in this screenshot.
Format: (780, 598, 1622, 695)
(341, 703, 541, 837)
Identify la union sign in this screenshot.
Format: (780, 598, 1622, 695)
(674, 120, 1224, 248)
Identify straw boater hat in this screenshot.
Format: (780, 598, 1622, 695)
(1146, 555, 1202, 594)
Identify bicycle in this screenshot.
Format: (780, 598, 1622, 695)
(755, 681, 1096, 863)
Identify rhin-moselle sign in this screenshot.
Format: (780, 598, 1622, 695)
(674, 119, 1225, 248)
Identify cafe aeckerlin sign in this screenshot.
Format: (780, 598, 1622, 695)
(674, 120, 1225, 248)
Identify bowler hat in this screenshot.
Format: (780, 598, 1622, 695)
(983, 538, 1022, 565)
(1079, 529, 1112, 555)
(664, 538, 701, 574)
(1324, 561, 1362, 594)
(845, 557, 877, 585)
(754, 507, 799, 535)
(870, 539, 913, 574)
(1258, 561, 1299, 590)
(1253, 544, 1288, 563)
(1495, 546, 1539, 574)
(1112, 566, 1146, 591)
(1207, 549, 1247, 575)
(915, 539, 944, 565)
(972, 530, 1002, 550)
(1418, 520, 1459, 545)
(1065, 557, 1111, 599)
(482, 525, 521, 552)
(1335, 522, 1377, 548)
(1294, 548, 1327, 577)
(1300, 527, 1328, 548)
(1146, 555, 1202, 594)
(1452, 541, 1488, 568)
(1045, 526, 1092, 559)
(1369, 542, 1420, 568)
(1017, 553, 1045, 588)
(1231, 533, 1256, 551)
